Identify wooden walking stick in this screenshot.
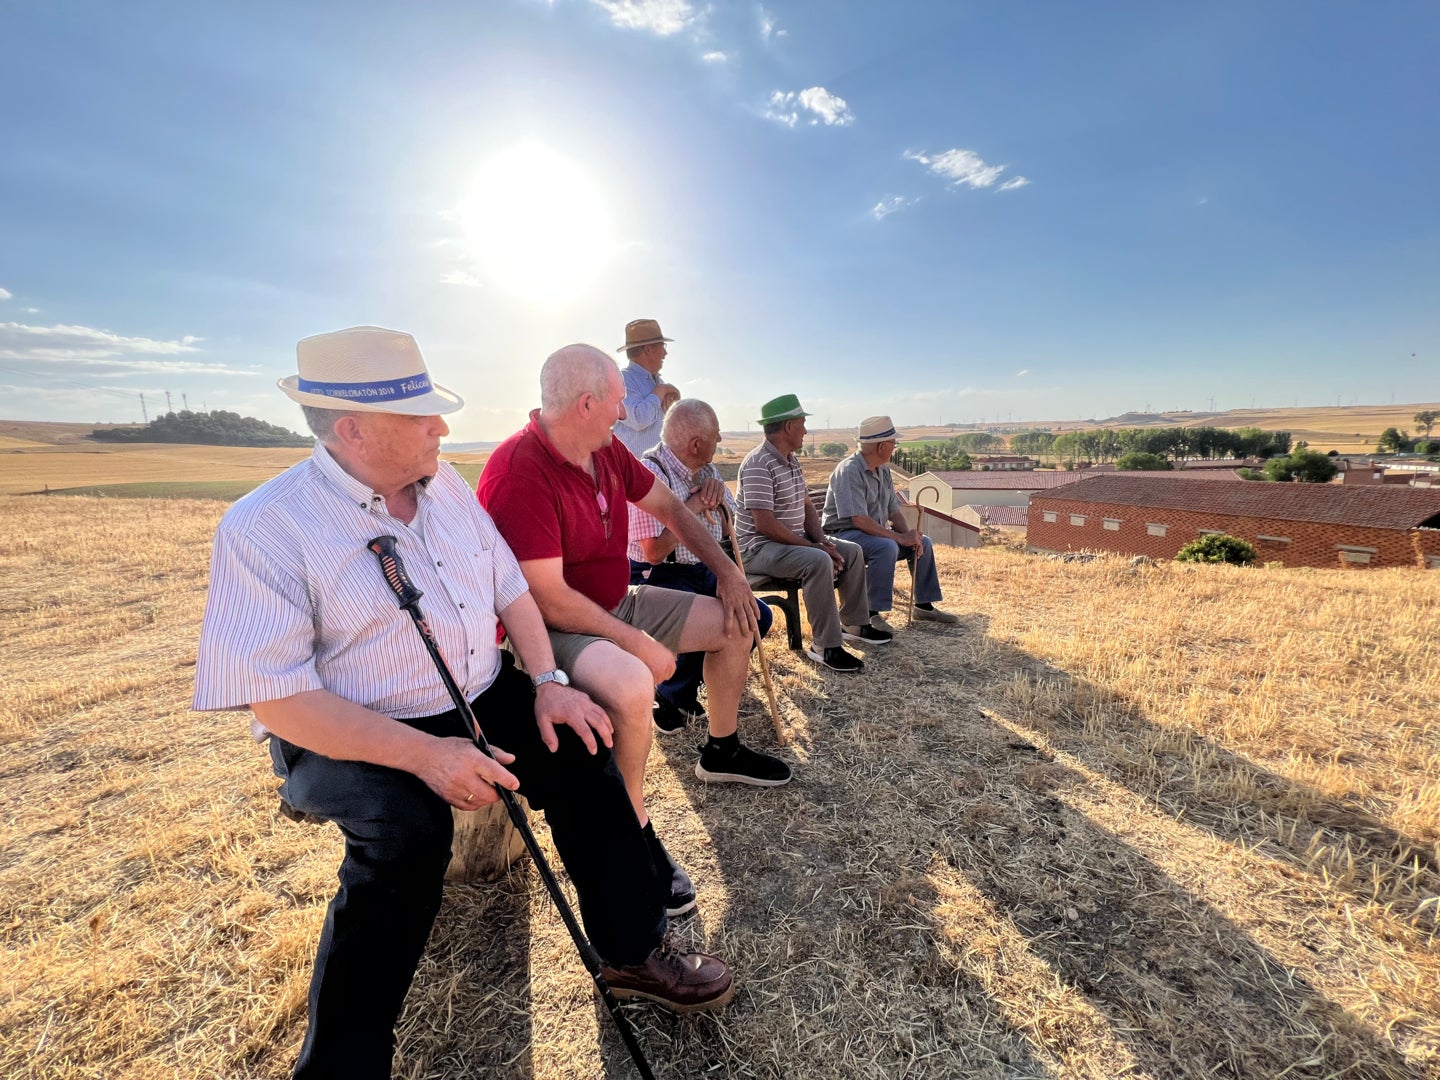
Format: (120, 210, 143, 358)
(720, 508, 786, 744)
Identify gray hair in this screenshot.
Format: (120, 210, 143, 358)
(539, 344, 616, 412)
(301, 405, 356, 443)
(662, 398, 718, 448)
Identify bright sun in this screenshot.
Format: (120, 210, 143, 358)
(456, 142, 617, 307)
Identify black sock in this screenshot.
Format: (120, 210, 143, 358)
(705, 732, 740, 753)
(870, 610, 881, 618)
(916, 602, 935, 610)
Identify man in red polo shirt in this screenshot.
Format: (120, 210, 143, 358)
(478, 344, 792, 917)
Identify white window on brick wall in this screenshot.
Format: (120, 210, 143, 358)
(1256, 535, 1291, 544)
(1042, 511, 1057, 523)
(1198, 529, 1226, 536)
(1147, 523, 1167, 537)
(1340, 551, 1372, 565)
(1070, 514, 1086, 526)
(1103, 518, 1121, 531)
(1428, 555, 1440, 570)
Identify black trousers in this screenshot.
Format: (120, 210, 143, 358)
(271, 654, 665, 1080)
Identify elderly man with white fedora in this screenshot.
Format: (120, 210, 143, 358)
(193, 327, 734, 1080)
(613, 317, 681, 456)
(822, 415, 959, 629)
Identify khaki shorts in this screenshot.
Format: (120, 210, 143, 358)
(546, 585, 697, 674)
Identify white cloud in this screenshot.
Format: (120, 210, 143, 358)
(906, 148, 1029, 192)
(590, 0, 697, 36)
(759, 5, 787, 40)
(440, 270, 486, 288)
(871, 195, 918, 221)
(0, 287, 12, 301)
(766, 86, 853, 128)
(1016, 369, 1030, 377)
(0, 322, 213, 372)
(701, 50, 728, 63)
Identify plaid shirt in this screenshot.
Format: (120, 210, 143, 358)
(626, 442, 736, 565)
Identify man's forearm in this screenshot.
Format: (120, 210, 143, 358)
(251, 689, 436, 773)
(498, 593, 560, 675)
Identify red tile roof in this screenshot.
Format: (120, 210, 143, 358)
(1030, 474, 1440, 529)
(967, 504, 1029, 527)
(920, 467, 1241, 490)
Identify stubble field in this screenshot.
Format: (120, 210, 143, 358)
(2, 484, 1437, 1078)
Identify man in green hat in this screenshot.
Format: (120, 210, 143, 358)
(734, 395, 887, 673)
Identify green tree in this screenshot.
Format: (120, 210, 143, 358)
(1412, 410, 1437, 438)
(819, 442, 848, 457)
(1264, 448, 1338, 483)
(1376, 427, 1414, 453)
(1115, 451, 1172, 471)
(1176, 534, 1257, 566)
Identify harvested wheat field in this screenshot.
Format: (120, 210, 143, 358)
(2, 494, 1437, 1079)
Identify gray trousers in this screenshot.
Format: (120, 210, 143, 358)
(831, 530, 944, 612)
(743, 537, 869, 650)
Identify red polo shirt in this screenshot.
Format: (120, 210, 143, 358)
(477, 410, 655, 611)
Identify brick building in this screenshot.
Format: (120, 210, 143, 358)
(1027, 474, 1440, 569)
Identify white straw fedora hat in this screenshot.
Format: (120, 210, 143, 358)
(278, 326, 464, 415)
(857, 415, 903, 443)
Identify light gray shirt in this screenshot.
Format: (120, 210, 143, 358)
(822, 451, 902, 533)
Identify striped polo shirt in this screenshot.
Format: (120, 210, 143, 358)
(193, 442, 530, 726)
(735, 439, 808, 554)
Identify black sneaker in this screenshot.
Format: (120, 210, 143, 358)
(653, 697, 688, 735)
(805, 644, 865, 672)
(695, 740, 793, 787)
(643, 823, 697, 917)
(842, 623, 893, 646)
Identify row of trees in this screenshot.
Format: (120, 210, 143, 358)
(1014, 425, 1292, 466)
(1376, 427, 1439, 454)
(88, 410, 313, 447)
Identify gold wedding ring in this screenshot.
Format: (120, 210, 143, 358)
(464, 792, 474, 803)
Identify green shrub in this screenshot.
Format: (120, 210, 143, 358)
(1115, 452, 1172, 471)
(1175, 533, 1257, 566)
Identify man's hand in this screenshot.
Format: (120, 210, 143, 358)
(818, 538, 846, 575)
(715, 563, 761, 638)
(893, 527, 921, 551)
(417, 736, 519, 810)
(634, 632, 678, 684)
(656, 382, 681, 410)
(534, 682, 613, 755)
(684, 476, 728, 515)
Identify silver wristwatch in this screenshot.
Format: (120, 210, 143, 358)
(531, 669, 570, 689)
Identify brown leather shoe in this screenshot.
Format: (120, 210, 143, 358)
(600, 944, 735, 1014)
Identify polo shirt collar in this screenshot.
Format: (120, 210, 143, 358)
(312, 440, 434, 513)
(760, 438, 798, 466)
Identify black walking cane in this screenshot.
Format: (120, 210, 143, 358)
(367, 535, 658, 1080)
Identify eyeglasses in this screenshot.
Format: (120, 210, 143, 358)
(595, 489, 612, 540)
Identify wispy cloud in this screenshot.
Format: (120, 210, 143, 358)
(1016, 369, 1030, 377)
(701, 50, 728, 63)
(0, 322, 214, 372)
(589, 0, 698, 36)
(759, 5, 787, 40)
(0, 287, 12, 301)
(871, 195, 918, 221)
(439, 270, 486, 288)
(765, 87, 853, 128)
(905, 148, 1029, 192)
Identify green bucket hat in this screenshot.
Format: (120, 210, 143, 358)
(757, 394, 811, 426)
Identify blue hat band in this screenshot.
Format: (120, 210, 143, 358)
(863, 427, 897, 440)
(297, 373, 433, 403)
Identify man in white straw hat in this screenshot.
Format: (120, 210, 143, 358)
(479, 345, 794, 918)
(194, 327, 734, 1079)
(613, 317, 681, 456)
(822, 415, 959, 628)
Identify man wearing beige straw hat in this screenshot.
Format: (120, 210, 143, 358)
(735, 394, 884, 674)
(194, 327, 734, 1079)
(613, 317, 681, 456)
(822, 415, 960, 630)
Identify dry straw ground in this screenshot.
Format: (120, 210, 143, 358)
(2, 493, 1437, 1079)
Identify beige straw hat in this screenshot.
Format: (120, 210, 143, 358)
(278, 326, 463, 415)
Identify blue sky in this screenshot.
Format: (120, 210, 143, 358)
(2, 1, 1436, 440)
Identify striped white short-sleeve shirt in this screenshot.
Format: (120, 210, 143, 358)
(193, 443, 530, 723)
(626, 442, 737, 565)
(735, 440, 808, 554)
